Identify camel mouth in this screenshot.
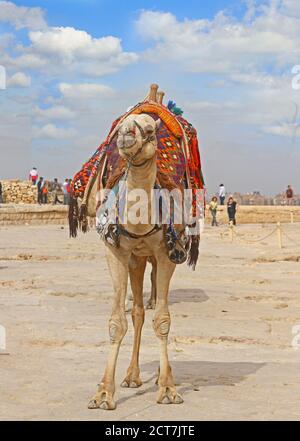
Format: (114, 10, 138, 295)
(117, 134, 137, 151)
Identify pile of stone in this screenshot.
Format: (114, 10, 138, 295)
(1, 180, 38, 204)
(0, 204, 68, 226)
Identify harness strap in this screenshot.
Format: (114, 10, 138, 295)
(118, 224, 161, 239)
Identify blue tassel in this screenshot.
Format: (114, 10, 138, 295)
(167, 100, 183, 116)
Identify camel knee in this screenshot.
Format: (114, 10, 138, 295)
(153, 312, 171, 339)
(109, 313, 128, 344)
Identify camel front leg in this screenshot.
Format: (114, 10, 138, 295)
(153, 253, 183, 405)
(121, 255, 147, 388)
(88, 246, 130, 410)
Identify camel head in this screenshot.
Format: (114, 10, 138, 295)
(117, 114, 161, 165)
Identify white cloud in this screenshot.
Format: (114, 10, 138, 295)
(0, 33, 14, 51)
(29, 27, 121, 60)
(230, 73, 281, 88)
(12, 26, 138, 77)
(34, 105, 76, 121)
(263, 123, 300, 138)
(33, 124, 77, 140)
(136, 6, 300, 74)
(282, 0, 300, 18)
(12, 53, 47, 70)
(0, 1, 46, 30)
(58, 82, 114, 99)
(186, 101, 238, 111)
(7, 71, 31, 88)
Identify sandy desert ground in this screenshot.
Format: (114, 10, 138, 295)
(1, 222, 300, 421)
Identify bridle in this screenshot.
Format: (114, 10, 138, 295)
(115, 119, 161, 239)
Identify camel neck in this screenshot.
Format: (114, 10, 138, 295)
(126, 155, 157, 191)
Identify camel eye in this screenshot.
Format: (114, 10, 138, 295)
(144, 124, 154, 134)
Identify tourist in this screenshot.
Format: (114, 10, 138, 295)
(42, 181, 48, 204)
(219, 183, 226, 205)
(0, 181, 3, 203)
(51, 178, 62, 205)
(209, 196, 218, 226)
(62, 179, 70, 205)
(286, 185, 294, 206)
(37, 177, 44, 204)
(227, 196, 238, 225)
(29, 167, 38, 185)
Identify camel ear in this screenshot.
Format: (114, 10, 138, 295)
(155, 118, 162, 131)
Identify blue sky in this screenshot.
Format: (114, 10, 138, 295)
(1, 0, 300, 195)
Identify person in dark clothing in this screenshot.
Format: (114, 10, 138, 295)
(286, 185, 294, 205)
(42, 181, 48, 204)
(52, 178, 62, 205)
(0, 181, 3, 203)
(227, 197, 238, 225)
(37, 177, 44, 204)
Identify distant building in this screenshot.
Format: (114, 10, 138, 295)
(273, 193, 300, 206)
(209, 191, 300, 206)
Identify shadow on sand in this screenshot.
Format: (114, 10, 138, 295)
(142, 360, 265, 390)
(168, 288, 209, 305)
(117, 360, 265, 406)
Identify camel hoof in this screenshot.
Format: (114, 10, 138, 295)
(173, 394, 184, 404)
(88, 399, 99, 409)
(161, 396, 172, 404)
(121, 378, 142, 388)
(88, 393, 116, 410)
(157, 387, 183, 405)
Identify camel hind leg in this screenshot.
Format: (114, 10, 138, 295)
(146, 256, 157, 310)
(121, 254, 147, 388)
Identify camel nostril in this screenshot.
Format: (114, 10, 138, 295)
(117, 134, 136, 150)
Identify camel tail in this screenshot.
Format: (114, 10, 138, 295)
(79, 204, 89, 233)
(187, 235, 200, 271)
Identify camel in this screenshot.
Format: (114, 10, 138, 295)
(88, 112, 185, 410)
(66, 84, 203, 410)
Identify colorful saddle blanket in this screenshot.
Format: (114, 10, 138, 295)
(71, 101, 204, 200)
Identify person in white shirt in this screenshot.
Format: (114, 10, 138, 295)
(29, 167, 38, 185)
(62, 179, 70, 205)
(219, 184, 226, 205)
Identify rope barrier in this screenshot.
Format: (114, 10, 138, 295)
(219, 222, 300, 249)
(232, 227, 278, 244)
(281, 229, 300, 246)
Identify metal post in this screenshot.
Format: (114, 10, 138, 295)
(277, 222, 282, 249)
